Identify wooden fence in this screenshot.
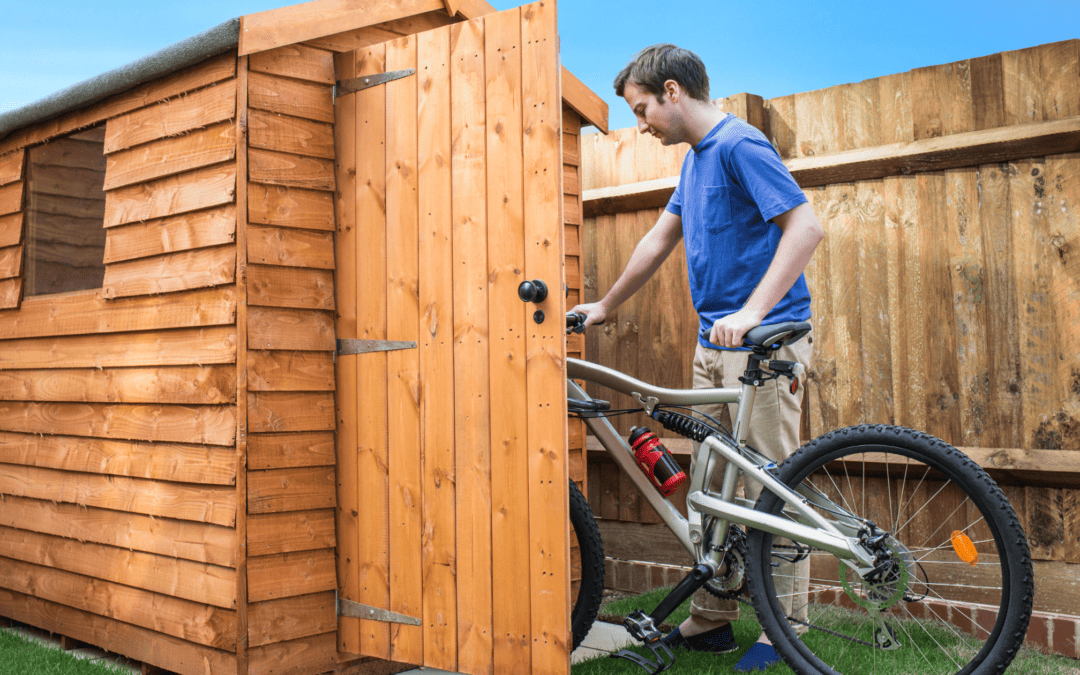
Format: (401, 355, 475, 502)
(579, 39, 1080, 616)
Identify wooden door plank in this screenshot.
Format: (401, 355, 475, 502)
(247, 224, 335, 269)
(103, 83, 237, 154)
(416, 25, 458, 671)
(248, 509, 336, 557)
(0, 365, 235, 405)
(853, 180, 892, 425)
(0, 464, 236, 526)
(352, 41, 392, 661)
(249, 183, 335, 230)
(0, 494, 234, 567)
(449, 18, 494, 674)
(248, 109, 335, 159)
(248, 148, 335, 190)
(0, 431, 236, 483)
(0, 401, 237, 446)
(332, 43, 362, 658)
(103, 122, 236, 191)
(0, 526, 237, 609)
(102, 244, 236, 298)
(103, 164, 236, 227)
(248, 431, 335, 468)
(249, 44, 336, 84)
(521, 3, 569, 673)
(104, 205, 237, 264)
(483, 8, 532, 672)
(247, 264, 335, 310)
(1046, 155, 1080, 453)
(0, 326, 236, 370)
(384, 33, 424, 666)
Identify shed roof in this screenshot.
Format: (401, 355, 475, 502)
(0, 0, 607, 143)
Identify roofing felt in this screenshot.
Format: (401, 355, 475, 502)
(0, 19, 240, 142)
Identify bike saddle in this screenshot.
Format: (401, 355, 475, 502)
(744, 321, 812, 349)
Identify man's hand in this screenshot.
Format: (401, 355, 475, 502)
(709, 307, 764, 349)
(570, 302, 608, 328)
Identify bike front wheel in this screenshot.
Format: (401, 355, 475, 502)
(746, 425, 1033, 675)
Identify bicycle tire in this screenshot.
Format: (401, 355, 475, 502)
(569, 478, 605, 651)
(745, 424, 1033, 675)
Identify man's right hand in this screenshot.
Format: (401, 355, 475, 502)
(569, 302, 607, 328)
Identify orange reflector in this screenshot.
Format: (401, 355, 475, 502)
(951, 530, 979, 567)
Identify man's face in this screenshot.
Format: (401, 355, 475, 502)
(623, 80, 683, 145)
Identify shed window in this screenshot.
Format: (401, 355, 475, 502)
(24, 125, 107, 296)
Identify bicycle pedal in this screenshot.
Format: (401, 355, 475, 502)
(611, 638, 675, 674)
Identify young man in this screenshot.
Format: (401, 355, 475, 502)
(571, 44, 824, 671)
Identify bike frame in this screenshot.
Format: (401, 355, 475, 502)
(567, 357, 877, 573)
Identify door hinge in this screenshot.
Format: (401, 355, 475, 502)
(336, 339, 417, 355)
(337, 594, 421, 626)
(335, 69, 416, 97)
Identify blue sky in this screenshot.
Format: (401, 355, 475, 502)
(3, 0, 1078, 133)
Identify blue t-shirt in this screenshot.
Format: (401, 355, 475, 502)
(666, 114, 811, 351)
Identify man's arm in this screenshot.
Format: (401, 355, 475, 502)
(709, 201, 824, 348)
(571, 208, 683, 326)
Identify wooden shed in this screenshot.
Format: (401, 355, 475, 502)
(0, 1, 607, 674)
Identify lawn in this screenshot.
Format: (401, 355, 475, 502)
(0, 627, 135, 675)
(573, 586, 1080, 675)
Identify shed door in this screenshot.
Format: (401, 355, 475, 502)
(332, 3, 569, 674)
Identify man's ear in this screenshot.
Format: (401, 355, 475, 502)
(664, 79, 680, 103)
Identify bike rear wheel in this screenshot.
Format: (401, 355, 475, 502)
(569, 478, 605, 650)
(746, 425, 1033, 675)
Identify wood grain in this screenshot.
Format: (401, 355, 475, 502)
(104, 205, 236, 263)
(247, 223, 335, 268)
(247, 592, 336, 648)
(103, 122, 236, 191)
(248, 466, 336, 514)
(102, 245, 236, 298)
(103, 82, 237, 154)
(247, 264, 334, 309)
(0, 464, 236, 526)
(249, 44, 336, 84)
(103, 164, 235, 227)
(247, 391, 334, 433)
(248, 109, 335, 159)
(248, 71, 334, 123)
(248, 148, 335, 190)
(247, 307, 335, 351)
(248, 183, 335, 230)
(0, 401, 237, 446)
(0, 526, 236, 608)
(0, 431, 235, 483)
(0, 495, 235, 567)
(0, 326, 236, 370)
(246, 549, 336, 602)
(248, 509, 336, 557)
(247, 351, 334, 391)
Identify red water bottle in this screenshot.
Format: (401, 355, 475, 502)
(629, 426, 687, 497)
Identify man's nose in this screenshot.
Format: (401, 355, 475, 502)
(637, 120, 649, 134)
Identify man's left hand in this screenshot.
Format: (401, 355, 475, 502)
(709, 308, 765, 349)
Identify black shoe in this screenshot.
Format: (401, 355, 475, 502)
(660, 623, 739, 653)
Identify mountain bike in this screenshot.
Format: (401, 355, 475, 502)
(564, 313, 1033, 675)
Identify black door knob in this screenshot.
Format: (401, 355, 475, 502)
(517, 279, 548, 304)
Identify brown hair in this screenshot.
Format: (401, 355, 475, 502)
(614, 44, 711, 102)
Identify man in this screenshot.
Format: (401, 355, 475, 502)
(571, 44, 824, 671)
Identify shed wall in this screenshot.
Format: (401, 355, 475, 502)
(0, 53, 242, 674)
(581, 39, 1080, 615)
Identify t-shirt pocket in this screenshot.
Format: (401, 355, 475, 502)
(702, 185, 732, 235)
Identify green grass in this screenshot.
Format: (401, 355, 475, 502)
(0, 628, 135, 675)
(574, 587, 1080, 675)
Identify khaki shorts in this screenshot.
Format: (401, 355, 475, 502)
(687, 333, 812, 626)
